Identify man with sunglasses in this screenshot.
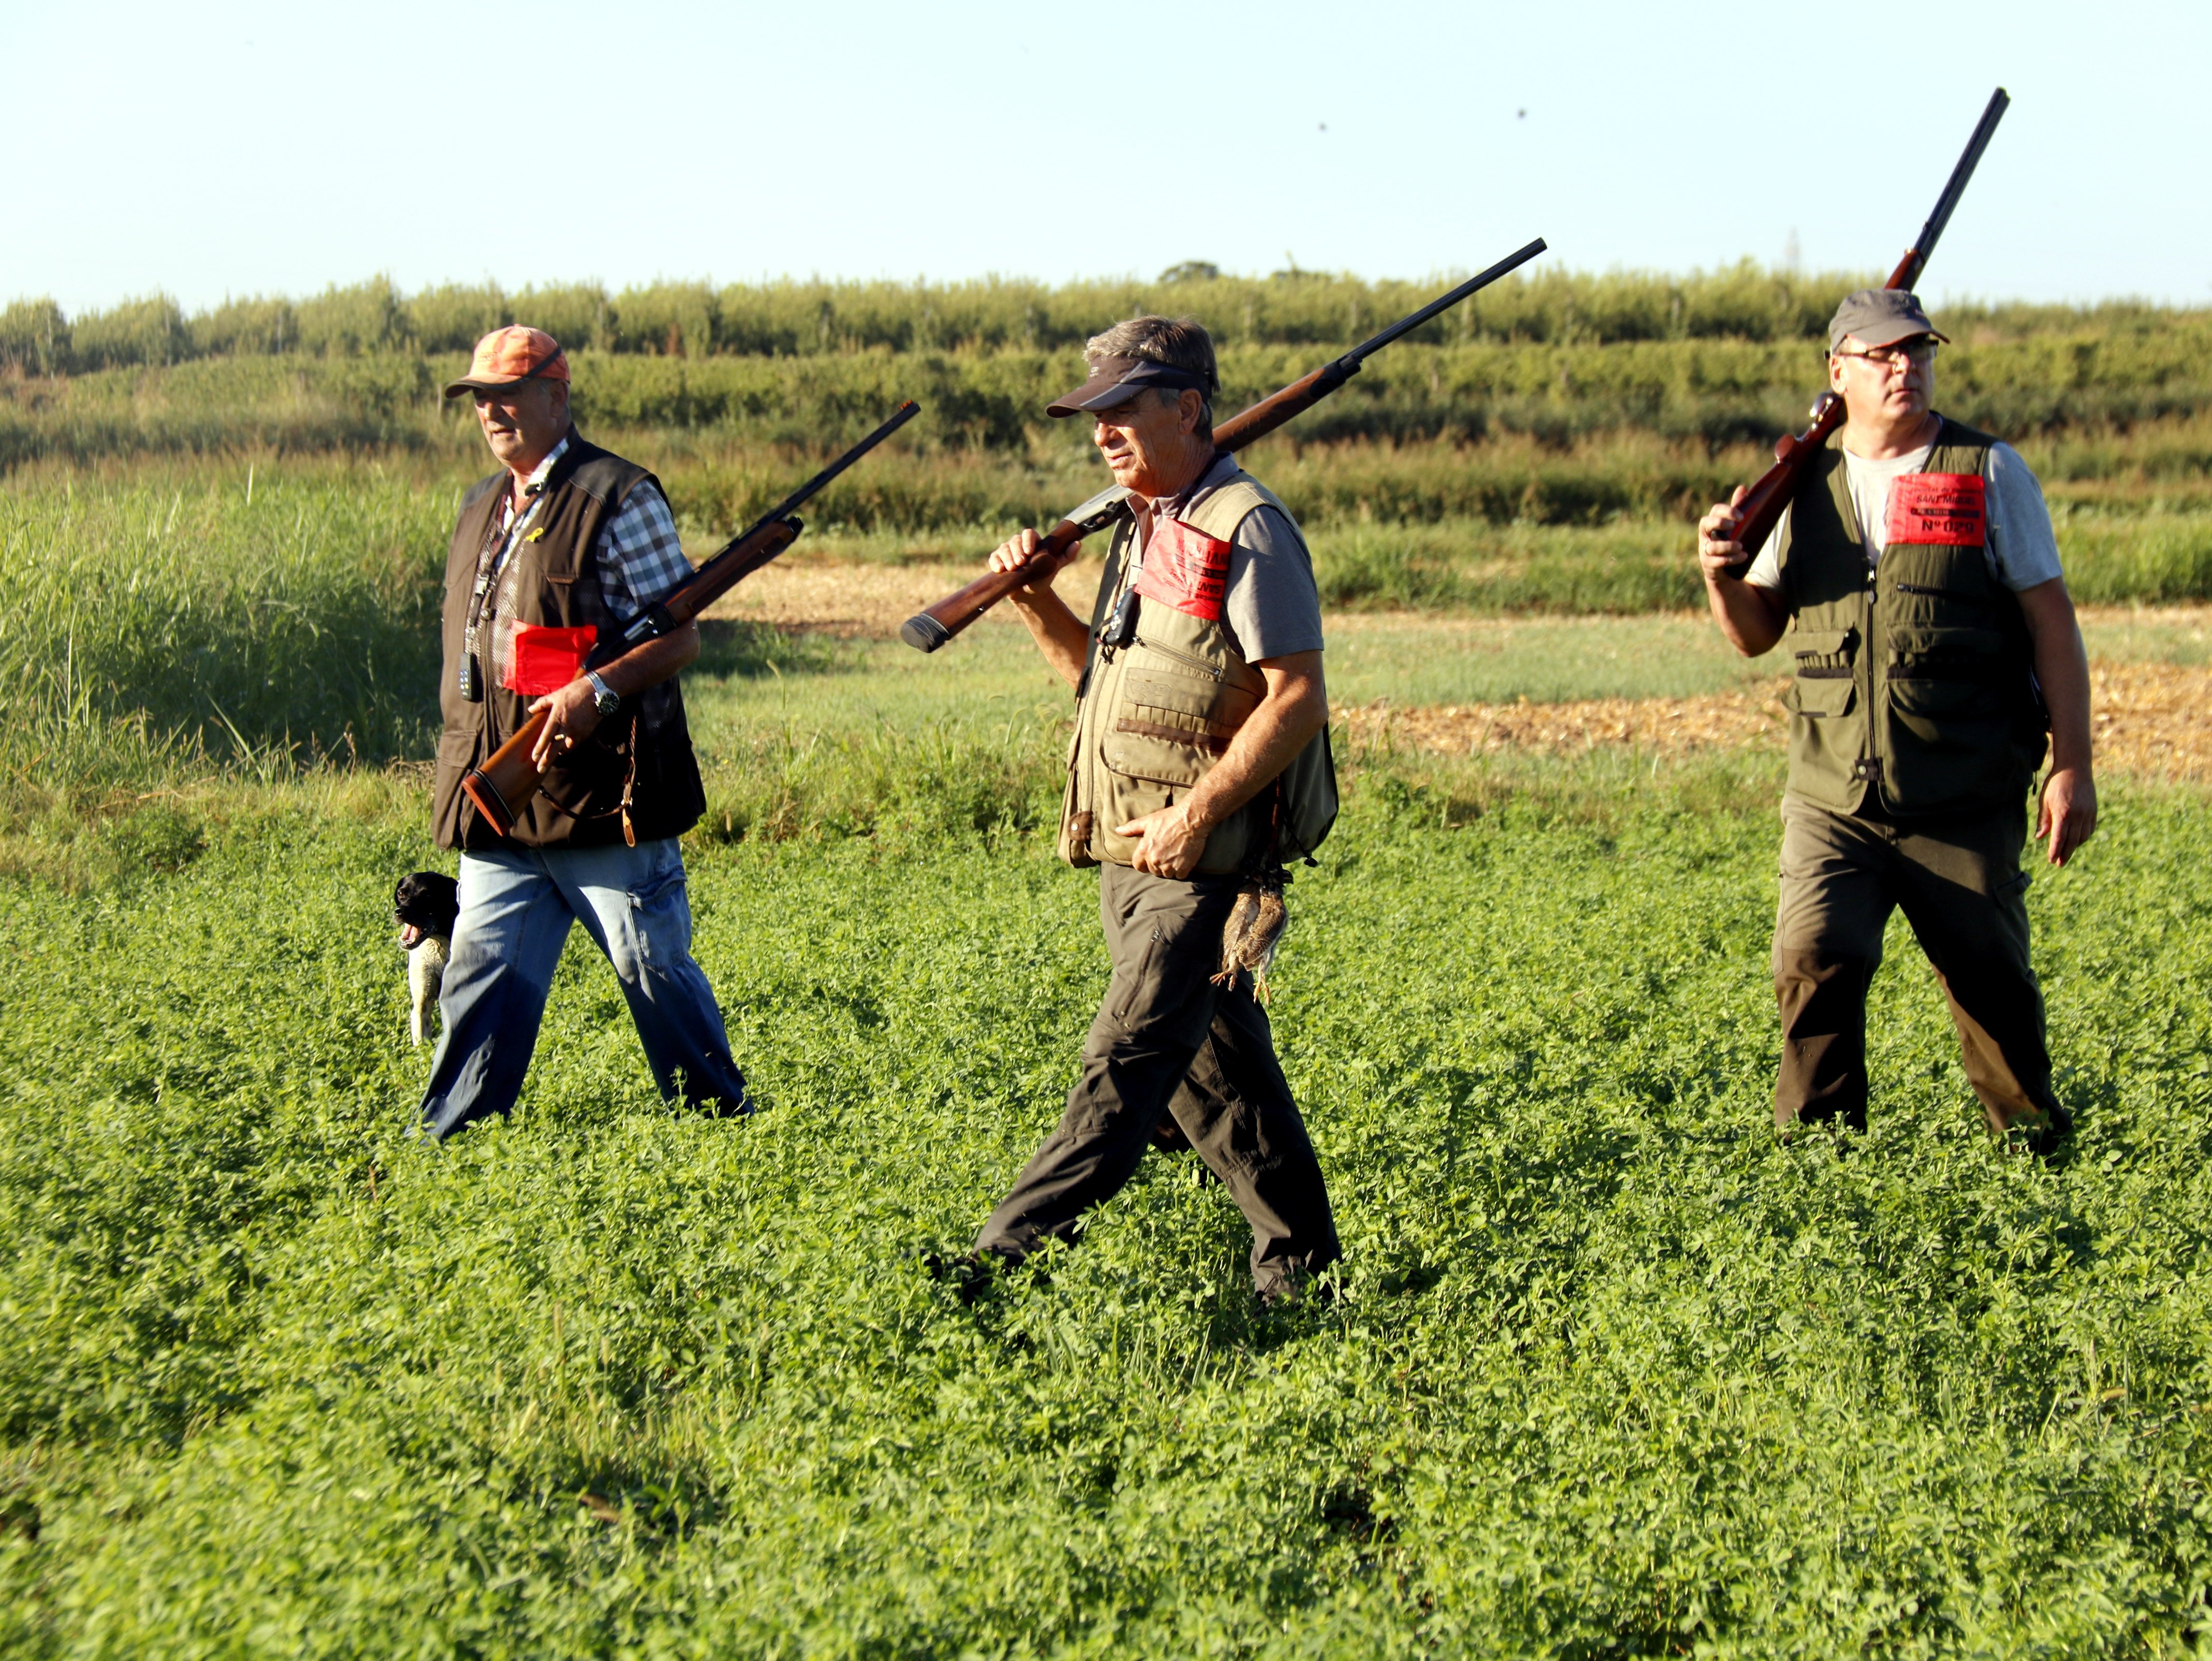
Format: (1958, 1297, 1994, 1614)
(1697, 288, 2093, 1152)
(939, 314, 1342, 1308)
(417, 325, 752, 1140)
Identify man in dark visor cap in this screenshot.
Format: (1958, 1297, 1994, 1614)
(939, 315, 1343, 1307)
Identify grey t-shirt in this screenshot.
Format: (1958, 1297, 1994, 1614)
(1136, 452, 1326, 661)
(1744, 438, 2064, 593)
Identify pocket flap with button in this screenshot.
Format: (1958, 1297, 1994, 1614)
(1886, 625, 2002, 680)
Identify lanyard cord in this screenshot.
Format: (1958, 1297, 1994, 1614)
(463, 480, 551, 651)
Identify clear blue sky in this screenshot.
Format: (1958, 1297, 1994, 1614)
(6, 0, 2205, 315)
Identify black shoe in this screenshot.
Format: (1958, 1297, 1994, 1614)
(923, 1249, 999, 1305)
(2011, 1117, 2073, 1161)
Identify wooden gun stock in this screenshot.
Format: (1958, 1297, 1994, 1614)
(900, 521, 1086, 652)
(896, 367, 1347, 653)
(1721, 393, 1844, 576)
(461, 517, 807, 837)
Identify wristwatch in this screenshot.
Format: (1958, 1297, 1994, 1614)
(585, 671, 621, 717)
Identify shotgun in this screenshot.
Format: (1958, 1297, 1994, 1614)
(1720, 88, 2009, 575)
(899, 237, 1548, 652)
(461, 399, 922, 837)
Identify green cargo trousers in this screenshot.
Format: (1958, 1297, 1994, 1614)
(975, 862, 1341, 1297)
(1772, 793, 2069, 1142)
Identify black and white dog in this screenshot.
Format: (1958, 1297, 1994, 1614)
(394, 872, 461, 1046)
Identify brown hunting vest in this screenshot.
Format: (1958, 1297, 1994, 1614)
(1771, 416, 2047, 817)
(1058, 465, 1337, 875)
(431, 431, 706, 850)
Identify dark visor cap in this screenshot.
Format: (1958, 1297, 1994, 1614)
(1046, 355, 1213, 418)
(1827, 288, 1950, 353)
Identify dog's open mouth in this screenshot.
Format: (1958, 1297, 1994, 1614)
(398, 923, 427, 949)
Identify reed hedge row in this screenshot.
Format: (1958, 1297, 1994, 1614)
(7, 327, 2209, 476)
(5, 267, 2204, 376)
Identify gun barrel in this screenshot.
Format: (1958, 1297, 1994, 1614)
(1341, 238, 1549, 369)
(1893, 87, 2009, 290)
(720, 399, 921, 560)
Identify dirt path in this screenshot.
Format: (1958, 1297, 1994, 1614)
(1338, 661, 2212, 781)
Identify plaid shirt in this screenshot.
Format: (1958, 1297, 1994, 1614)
(500, 437, 693, 618)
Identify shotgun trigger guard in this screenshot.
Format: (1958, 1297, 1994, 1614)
(620, 602, 678, 647)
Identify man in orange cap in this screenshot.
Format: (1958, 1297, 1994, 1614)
(418, 325, 752, 1139)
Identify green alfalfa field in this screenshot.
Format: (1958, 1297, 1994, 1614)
(4, 272, 2212, 1654)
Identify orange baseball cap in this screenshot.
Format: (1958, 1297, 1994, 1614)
(443, 325, 570, 398)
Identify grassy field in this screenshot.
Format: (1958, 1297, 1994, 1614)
(4, 276, 2212, 1650)
(4, 659, 2212, 1653)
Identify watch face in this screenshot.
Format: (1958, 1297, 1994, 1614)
(596, 690, 621, 715)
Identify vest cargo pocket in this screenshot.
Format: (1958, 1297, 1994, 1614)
(1784, 627, 1858, 717)
(1886, 626, 2005, 720)
(1106, 649, 1258, 788)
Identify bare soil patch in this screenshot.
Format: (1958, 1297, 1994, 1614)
(1340, 661, 2212, 781)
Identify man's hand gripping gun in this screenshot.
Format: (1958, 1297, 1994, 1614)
(460, 400, 922, 837)
(897, 238, 1549, 653)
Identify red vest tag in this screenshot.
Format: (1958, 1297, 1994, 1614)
(504, 623, 598, 696)
(1131, 516, 1231, 622)
(1886, 473, 1986, 547)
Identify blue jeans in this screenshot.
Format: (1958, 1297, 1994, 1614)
(417, 838, 750, 1140)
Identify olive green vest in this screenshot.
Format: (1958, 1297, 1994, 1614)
(1773, 417, 2047, 816)
(1058, 468, 1337, 874)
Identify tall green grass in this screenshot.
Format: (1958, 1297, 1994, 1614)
(0, 472, 449, 783)
(3, 464, 2206, 836)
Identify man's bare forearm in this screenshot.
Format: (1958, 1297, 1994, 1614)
(1704, 576, 1788, 658)
(1011, 586, 1093, 688)
(1183, 669, 1329, 832)
(599, 621, 700, 698)
(2021, 580, 2092, 772)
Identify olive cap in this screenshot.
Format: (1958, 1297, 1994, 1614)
(1828, 288, 1950, 353)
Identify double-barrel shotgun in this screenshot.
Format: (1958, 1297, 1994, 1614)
(1720, 88, 2010, 574)
(899, 237, 1549, 653)
(461, 400, 922, 838)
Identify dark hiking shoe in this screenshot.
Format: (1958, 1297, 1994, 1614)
(924, 1248, 1035, 1305)
(2009, 1117, 2073, 1162)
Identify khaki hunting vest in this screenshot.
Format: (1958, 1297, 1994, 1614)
(1058, 467, 1337, 874)
(431, 431, 707, 851)
(1772, 417, 2047, 817)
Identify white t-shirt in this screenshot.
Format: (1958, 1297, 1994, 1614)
(1744, 438, 2064, 593)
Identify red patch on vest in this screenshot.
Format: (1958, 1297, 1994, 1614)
(1130, 516, 1231, 622)
(1887, 473, 1986, 546)
(504, 623, 599, 696)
